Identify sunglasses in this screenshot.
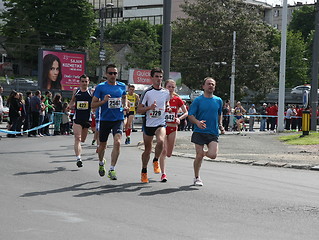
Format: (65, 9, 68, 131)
(107, 72, 118, 75)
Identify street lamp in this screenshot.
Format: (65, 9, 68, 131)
(98, 3, 114, 81)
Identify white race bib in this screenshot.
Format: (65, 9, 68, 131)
(108, 98, 122, 109)
(150, 109, 163, 118)
(165, 113, 175, 122)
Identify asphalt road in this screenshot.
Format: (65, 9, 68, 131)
(1, 132, 319, 240)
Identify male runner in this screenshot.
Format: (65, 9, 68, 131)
(91, 64, 127, 180)
(188, 77, 225, 186)
(125, 84, 139, 144)
(68, 74, 92, 168)
(137, 67, 170, 183)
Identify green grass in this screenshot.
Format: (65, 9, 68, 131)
(279, 132, 319, 145)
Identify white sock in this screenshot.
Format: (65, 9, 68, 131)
(110, 166, 115, 171)
(76, 156, 81, 160)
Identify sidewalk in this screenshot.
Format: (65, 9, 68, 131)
(171, 130, 319, 171)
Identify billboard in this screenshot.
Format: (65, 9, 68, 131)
(38, 49, 86, 91)
(128, 69, 182, 86)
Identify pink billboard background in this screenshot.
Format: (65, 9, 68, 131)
(42, 50, 86, 91)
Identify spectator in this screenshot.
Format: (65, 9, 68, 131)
(259, 103, 267, 131)
(222, 100, 231, 131)
(7, 90, 21, 138)
(61, 102, 71, 135)
(248, 104, 256, 132)
(295, 105, 303, 131)
(38, 96, 46, 136)
(0, 85, 3, 123)
(43, 91, 54, 136)
(52, 93, 63, 135)
(23, 91, 32, 133)
(268, 102, 278, 131)
(29, 90, 42, 137)
(16, 92, 26, 136)
(291, 105, 298, 131)
(285, 105, 294, 130)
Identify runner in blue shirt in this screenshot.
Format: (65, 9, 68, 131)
(188, 77, 225, 186)
(91, 64, 128, 180)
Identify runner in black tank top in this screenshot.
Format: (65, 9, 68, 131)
(68, 75, 92, 168)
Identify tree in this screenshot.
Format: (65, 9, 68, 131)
(286, 31, 309, 87)
(288, 5, 315, 42)
(104, 19, 161, 69)
(171, 0, 278, 101)
(0, 0, 96, 73)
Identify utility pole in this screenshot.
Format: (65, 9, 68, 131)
(229, 31, 236, 129)
(162, 0, 172, 81)
(310, 0, 319, 131)
(277, 0, 288, 132)
(98, 3, 114, 81)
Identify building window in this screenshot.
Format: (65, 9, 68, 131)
(274, 10, 279, 17)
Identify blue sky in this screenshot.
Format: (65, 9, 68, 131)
(262, 0, 315, 6)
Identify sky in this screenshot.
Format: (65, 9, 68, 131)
(261, 0, 316, 6)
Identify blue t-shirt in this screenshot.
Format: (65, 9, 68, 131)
(94, 81, 126, 121)
(188, 95, 223, 135)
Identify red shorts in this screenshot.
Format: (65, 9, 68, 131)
(166, 126, 177, 136)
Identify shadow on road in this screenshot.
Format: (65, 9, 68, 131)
(14, 167, 78, 176)
(139, 185, 199, 196)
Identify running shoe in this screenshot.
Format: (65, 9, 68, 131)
(193, 177, 203, 186)
(153, 161, 161, 174)
(76, 159, 83, 168)
(161, 173, 167, 182)
(91, 140, 96, 145)
(141, 172, 149, 183)
(98, 160, 106, 177)
(125, 137, 131, 144)
(108, 170, 117, 180)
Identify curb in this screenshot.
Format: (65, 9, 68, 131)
(137, 144, 319, 171)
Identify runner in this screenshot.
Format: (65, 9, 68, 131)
(68, 74, 92, 168)
(91, 64, 127, 180)
(159, 79, 188, 182)
(188, 77, 225, 186)
(124, 84, 140, 144)
(137, 67, 170, 183)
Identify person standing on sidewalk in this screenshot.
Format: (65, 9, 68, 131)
(29, 90, 42, 137)
(137, 67, 170, 183)
(68, 74, 92, 168)
(0, 85, 4, 123)
(91, 64, 127, 180)
(188, 77, 224, 186)
(248, 104, 256, 132)
(159, 79, 188, 182)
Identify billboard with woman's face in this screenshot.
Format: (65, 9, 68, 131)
(38, 49, 86, 91)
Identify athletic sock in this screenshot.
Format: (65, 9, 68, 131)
(153, 157, 158, 162)
(126, 128, 131, 137)
(76, 156, 81, 160)
(99, 161, 104, 166)
(141, 168, 147, 173)
(110, 166, 115, 171)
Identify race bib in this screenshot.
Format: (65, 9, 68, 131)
(129, 101, 135, 107)
(150, 109, 163, 118)
(77, 101, 89, 110)
(165, 113, 175, 122)
(108, 98, 122, 109)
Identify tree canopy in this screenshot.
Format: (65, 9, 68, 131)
(0, 0, 96, 72)
(171, 0, 278, 101)
(104, 19, 161, 69)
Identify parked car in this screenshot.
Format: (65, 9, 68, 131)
(12, 78, 37, 86)
(291, 85, 319, 95)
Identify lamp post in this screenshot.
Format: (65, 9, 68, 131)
(99, 3, 114, 81)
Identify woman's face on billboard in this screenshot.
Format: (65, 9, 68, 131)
(49, 60, 60, 82)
